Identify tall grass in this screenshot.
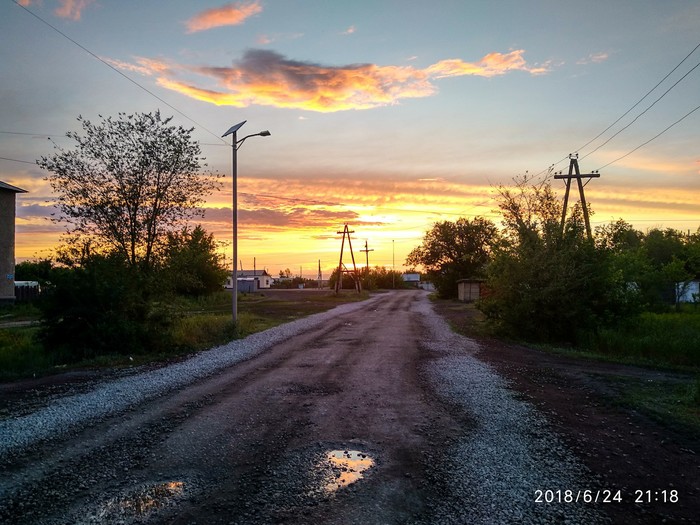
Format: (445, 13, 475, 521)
(0, 327, 49, 380)
(594, 311, 700, 368)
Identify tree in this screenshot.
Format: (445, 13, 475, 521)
(480, 179, 637, 343)
(38, 111, 222, 271)
(406, 217, 498, 298)
(160, 225, 229, 296)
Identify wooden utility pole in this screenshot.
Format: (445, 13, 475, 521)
(554, 154, 600, 239)
(335, 224, 362, 294)
(359, 240, 374, 277)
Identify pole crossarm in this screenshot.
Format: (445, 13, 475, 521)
(554, 155, 601, 240)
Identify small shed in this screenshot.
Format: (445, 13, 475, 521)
(457, 279, 484, 303)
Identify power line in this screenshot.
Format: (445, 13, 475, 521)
(597, 103, 700, 170)
(0, 156, 35, 165)
(576, 41, 700, 155)
(537, 41, 700, 178)
(11, 0, 227, 145)
(581, 59, 700, 161)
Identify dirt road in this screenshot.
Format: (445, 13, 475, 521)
(1, 291, 695, 524)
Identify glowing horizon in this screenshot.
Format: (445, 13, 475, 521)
(3, 1, 699, 275)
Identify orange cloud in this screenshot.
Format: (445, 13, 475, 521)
(185, 1, 262, 33)
(111, 48, 548, 112)
(54, 0, 94, 20)
(427, 50, 551, 78)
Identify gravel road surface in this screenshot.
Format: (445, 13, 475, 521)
(1, 290, 608, 524)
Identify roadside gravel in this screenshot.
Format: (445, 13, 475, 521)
(0, 295, 385, 458)
(415, 297, 609, 524)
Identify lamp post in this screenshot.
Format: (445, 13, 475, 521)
(222, 121, 271, 323)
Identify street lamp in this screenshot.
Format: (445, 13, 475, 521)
(222, 120, 271, 323)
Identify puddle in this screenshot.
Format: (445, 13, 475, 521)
(322, 450, 375, 493)
(92, 481, 186, 521)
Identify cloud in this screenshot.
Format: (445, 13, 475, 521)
(577, 52, 610, 65)
(55, 0, 95, 20)
(185, 1, 262, 33)
(341, 25, 356, 35)
(427, 49, 551, 78)
(110, 48, 550, 113)
(17, 0, 94, 20)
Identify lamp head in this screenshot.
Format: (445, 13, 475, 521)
(259, 130, 271, 137)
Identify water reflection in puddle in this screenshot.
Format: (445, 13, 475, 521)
(95, 481, 186, 521)
(323, 450, 375, 493)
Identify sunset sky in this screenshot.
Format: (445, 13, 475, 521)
(1, 0, 699, 277)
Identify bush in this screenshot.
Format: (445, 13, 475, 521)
(38, 254, 175, 363)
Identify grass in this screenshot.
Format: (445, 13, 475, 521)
(601, 375, 700, 434)
(593, 311, 700, 369)
(0, 289, 371, 381)
(0, 327, 49, 380)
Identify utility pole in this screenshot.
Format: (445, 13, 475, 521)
(317, 259, 322, 289)
(392, 239, 395, 289)
(335, 224, 361, 294)
(554, 154, 601, 240)
(359, 240, 374, 277)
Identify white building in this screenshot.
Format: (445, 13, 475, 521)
(225, 269, 274, 290)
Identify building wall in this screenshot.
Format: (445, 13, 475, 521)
(0, 191, 17, 303)
(457, 280, 482, 302)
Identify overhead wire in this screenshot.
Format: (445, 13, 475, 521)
(542, 41, 700, 176)
(10, 0, 227, 145)
(597, 102, 700, 170)
(580, 59, 700, 161)
(576, 41, 700, 156)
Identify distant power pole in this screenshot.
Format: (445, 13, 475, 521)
(317, 259, 322, 289)
(359, 240, 374, 277)
(554, 154, 601, 239)
(335, 224, 361, 294)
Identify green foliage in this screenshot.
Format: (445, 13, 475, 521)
(37, 111, 222, 271)
(480, 177, 637, 343)
(160, 225, 228, 296)
(170, 314, 236, 351)
(360, 266, 406, 290)
(328, 267, 362, 291)
(0, 327, 48, 380)
(37, 253, 175, 364)
(594, 311, 700, 367)
(14, 259, 56, 285)
(406, 217, 498, 298)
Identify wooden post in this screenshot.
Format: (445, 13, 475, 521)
(554, 155, 600, 240)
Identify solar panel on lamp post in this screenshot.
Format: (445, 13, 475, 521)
(222, 121, 271, 323)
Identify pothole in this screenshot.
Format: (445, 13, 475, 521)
(86, 480, 187, 523)
(321, 449, 375, 493)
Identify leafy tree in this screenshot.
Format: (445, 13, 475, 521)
(38, 111, 222, 271)
(160, 225, 229, 296)
(328, 267, 362, 291)
(14, 259, 55, 285)
(406, 217, 498, 298)
(595, 219, 643, 252)
(360, 266, 405, 290)
(480, 179, 637, 343)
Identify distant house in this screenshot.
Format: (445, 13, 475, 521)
(225, 269, 274, 291)
(402, 272, 434, 291)
(0, 181, 27, 305)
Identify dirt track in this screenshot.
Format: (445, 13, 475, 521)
(1, 291, 464, 524)
(1, 291, 698, 524)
